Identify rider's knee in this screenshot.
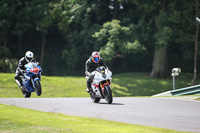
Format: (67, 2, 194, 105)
(15, 75, 20, 80)
(87, 79, 92, 84)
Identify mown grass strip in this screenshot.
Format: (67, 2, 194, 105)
(0, 104, 190, 133)
(0, 72, 200, 98)
(195, 98, 200, 101)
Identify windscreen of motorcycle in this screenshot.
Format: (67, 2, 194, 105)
(96, 66, 105, 75)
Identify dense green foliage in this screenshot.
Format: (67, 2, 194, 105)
(1, 73, 199, 98)
(0, 0, 199, 77)
(0, 104, 186, 133)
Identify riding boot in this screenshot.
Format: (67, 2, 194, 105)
(86, 79, 92, 93)
(15, 79, 22, 88)
(15, 79, 25, 93)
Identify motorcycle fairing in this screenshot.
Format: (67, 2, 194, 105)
(22, 78, 35, 92)
(25, 63, 42, 75)
(30, 67, 40, 74)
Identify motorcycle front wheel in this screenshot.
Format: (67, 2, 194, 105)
(35, 80, 42, 96)
(104, 85, 113, 104)
(90, 92, 100, 103)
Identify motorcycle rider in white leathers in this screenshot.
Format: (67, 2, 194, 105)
(14, 51, 36, 92)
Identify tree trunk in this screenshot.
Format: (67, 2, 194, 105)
(191, 0, 199, 85)
(150, 46, 168, 78)
(113, 0, 118, 19)
(40, 32, 45, 68)
(150, 0, 168, 79)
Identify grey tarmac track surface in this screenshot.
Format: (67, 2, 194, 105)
(0, 97, 200, 132)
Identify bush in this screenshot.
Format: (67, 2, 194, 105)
(0, 58, 18, 73)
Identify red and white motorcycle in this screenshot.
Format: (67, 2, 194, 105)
(86, 66, 113, 104)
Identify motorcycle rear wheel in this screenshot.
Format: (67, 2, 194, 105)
(104, 85, 113, 104)
(35, 80, 42, 96)
(22, 90, 31, 98)
(90, 92, 100, 103)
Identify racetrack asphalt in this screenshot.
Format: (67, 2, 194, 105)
(0, 97, 200, 132)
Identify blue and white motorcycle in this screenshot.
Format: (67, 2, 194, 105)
(21, 62, 42, 98)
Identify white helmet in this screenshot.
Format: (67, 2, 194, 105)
(91, 51, 100, 63)
(25, 51, 34, 62)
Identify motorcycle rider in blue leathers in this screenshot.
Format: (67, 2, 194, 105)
(15, 51, 36, 93)
(85, 51, 108, 92)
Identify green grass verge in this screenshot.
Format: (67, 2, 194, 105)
(195, 98, 200, 101)
(1, 73, 200, 98)
(0, 104, 190, 133)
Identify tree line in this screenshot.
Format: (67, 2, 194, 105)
(0, 0, 199, 83)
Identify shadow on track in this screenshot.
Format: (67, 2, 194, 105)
(97, 102, 124, 105)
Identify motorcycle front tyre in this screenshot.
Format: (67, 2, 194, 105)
(90, 92, 100, 103)
(104, 85, 113, 104)
(35, 80, 42, 96)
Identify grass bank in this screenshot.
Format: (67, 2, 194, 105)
(0, 72, 200, 98)
(0, 104, 189, 133)
(196, 97, 200, 101)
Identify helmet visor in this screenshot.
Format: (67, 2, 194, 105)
(93, 56, 100, 63)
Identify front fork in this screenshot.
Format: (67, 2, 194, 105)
(31, 75, 40, 89)
(100, 80, 110, 91)
(31, 78, 36, 89)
